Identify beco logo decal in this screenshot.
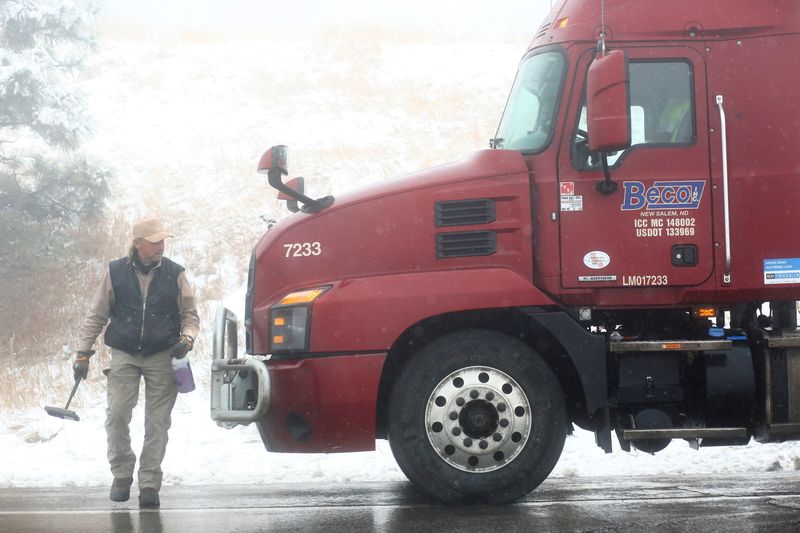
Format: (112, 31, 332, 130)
(621, 180, 705, 211)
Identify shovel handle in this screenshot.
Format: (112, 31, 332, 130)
(64, 377, 82, 410)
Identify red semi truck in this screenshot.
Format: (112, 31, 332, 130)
(210, 0, 800, 503)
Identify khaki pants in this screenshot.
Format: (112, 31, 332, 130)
(105, 347, 177, 490)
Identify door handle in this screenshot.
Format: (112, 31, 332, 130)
(716, 95, 732, 285)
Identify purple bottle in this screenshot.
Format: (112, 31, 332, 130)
(172, 357, 195, 393)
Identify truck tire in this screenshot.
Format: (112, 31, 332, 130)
(388, 329, 566, 504)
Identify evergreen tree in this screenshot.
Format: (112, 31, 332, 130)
(0, 0, 109, 270)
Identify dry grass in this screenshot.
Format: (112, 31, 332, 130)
(0, 213, 129, 410)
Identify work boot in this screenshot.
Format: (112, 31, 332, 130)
(109, 477, 133, 502)
(139, 487, 160, 508)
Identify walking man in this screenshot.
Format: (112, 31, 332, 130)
(74, 218, 199, 508)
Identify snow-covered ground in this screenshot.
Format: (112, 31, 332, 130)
(3, 396, 800, 488)
(2, 7, 800, 490)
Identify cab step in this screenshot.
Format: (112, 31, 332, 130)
(764, 331, 800, 348)
(622, 427, 747, 441)
(610, 339, 732, 353)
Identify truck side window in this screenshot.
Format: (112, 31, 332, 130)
(572, 60, 694, 169)
(494, 51, 566, 153)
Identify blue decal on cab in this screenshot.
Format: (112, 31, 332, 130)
(621, 180, 706, 211)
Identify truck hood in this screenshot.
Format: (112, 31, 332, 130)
(252, 148, 533, 311)
(328, 149, 529, 210)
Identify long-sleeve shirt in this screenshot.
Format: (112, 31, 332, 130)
(76, 258, 200, 353)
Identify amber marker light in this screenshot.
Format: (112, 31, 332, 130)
(273, 316, 286, 326)
(273, 335, 285, 344)
(693, 306, 718, 318)
(278, 287, 328, 306)
(661, 343, 682, 350)
(557, 17, 569, 29)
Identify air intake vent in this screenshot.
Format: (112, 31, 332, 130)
(436, 231, 497, 258)
(435, 199, 496, 227)
(535, 22, 551, 39)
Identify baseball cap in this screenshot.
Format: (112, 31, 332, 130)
(132, 218, 174, 243)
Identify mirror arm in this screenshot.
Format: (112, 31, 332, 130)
(267, 168, 334, 213)
(595, 152, 618, 194)
(286, 199, 300, 213)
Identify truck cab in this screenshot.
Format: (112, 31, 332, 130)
(211, 0, 800, 504)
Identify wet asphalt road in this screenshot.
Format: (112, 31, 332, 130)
(1, 473, 799, 532)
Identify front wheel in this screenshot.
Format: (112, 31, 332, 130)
(388, 329, 567, 504)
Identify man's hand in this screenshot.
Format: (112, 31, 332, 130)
(170, 335, 193, 359)
(73, 350, 95, 381)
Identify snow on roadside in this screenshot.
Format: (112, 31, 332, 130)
(2, 392, 799, 488)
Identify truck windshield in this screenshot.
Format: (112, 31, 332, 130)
(494, 51, 565, 152)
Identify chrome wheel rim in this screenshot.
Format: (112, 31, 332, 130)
(425, 365, 532, 473)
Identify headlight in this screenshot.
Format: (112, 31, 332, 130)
(269, 286, 330, 353)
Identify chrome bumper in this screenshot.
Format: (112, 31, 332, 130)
(210, 306, 271, 428)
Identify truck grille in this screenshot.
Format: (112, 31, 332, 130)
(436, 231, 497, 258)
(244, 249, 255, 354)
(435, 199, 496, 227)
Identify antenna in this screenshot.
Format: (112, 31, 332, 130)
(598, 0, 607, 56)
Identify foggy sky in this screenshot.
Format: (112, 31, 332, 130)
(98, 0, 553, 38)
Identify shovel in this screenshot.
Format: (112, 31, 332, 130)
(44, 377, 82, 422)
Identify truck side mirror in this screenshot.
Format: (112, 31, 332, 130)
(277, 177, 305, 213)
(587, 50, 631, 153)
(277, 177, 305, 200)
(256, 145, 335, 213)
(257, 145, 289, 178)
